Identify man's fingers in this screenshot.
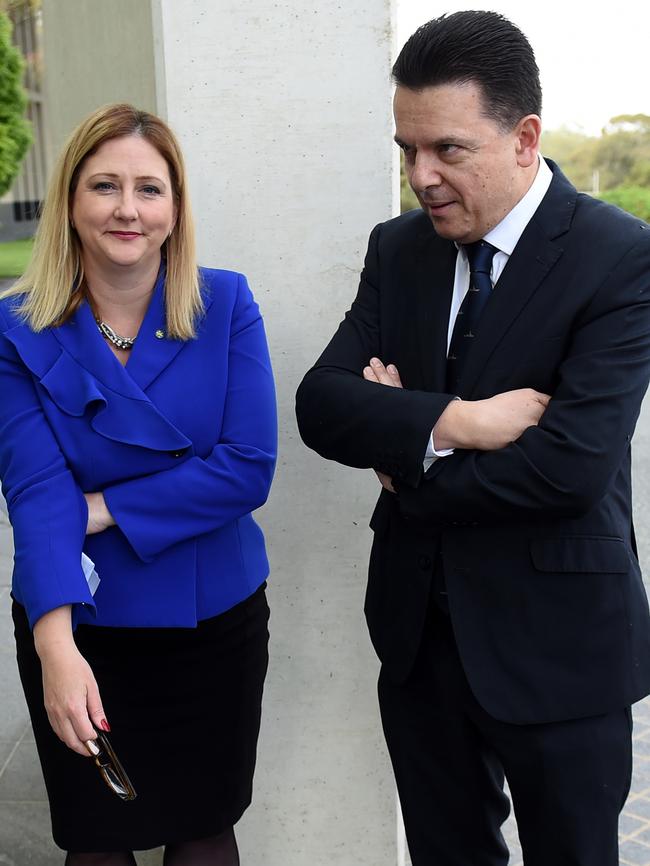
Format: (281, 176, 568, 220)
(386, 364, 403, 388)
(363, 366, 379, 382)
(367, 358, 403, 388)
(369, 358, 393, 384)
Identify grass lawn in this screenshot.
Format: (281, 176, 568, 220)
(0, 238, 33, 278)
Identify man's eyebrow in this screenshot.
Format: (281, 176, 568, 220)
(394, 135, 474, 149)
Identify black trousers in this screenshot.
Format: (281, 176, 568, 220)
(378, 602, 632, 866)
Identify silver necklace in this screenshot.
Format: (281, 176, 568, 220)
(96, 319, 136, 351)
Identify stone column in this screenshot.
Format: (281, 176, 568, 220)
(151, 3, 398, 862)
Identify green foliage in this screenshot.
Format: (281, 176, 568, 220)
(400, 153, 419, 212)
(541, 128, 598, 191)
(542, 115, 650, 198)
(0, 12, 32, 197)
(0, 237, 34, 278)
(597, 187, 650, 223)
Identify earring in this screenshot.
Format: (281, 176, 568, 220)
(167, 228, 173, 239)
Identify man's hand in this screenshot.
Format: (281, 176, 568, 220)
(363, 358, 402, 491)
(434, 388, 551, 451)
(84, 492, 115, 535)
(363, 357, 403, 389)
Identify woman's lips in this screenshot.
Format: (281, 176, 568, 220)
(109, 231, 142, 239)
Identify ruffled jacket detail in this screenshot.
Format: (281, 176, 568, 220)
(0, 267, 277, 629)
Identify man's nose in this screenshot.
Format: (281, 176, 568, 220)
(409, 154, 442, 192)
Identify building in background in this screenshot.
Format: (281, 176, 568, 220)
(0, 0, 47, 241)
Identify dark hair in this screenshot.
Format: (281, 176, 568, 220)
(392, 10, 542, 130)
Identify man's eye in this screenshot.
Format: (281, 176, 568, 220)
(439, 144, 461, 155)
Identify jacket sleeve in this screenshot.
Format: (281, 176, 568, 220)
(296, 223, 455, 487)
(397, 233, 650, 524)
(0, 309, 94, 628)
(103, 275, 277, 562)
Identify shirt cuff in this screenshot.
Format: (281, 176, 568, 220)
(423, 396, 461, 470)
(423, 434, 455, 471)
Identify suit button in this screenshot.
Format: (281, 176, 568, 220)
(418, 554, 432, 570)
(169, 449, 187, 458)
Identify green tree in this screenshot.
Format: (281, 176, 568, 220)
(592, 114, 650, 190)
(541, 127, 598, 192)
(400, 152, 419, 212)
(598, 186, 650, 223)
(0, 11, 31, 197)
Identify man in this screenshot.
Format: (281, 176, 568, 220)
(295, 10, 650, 866)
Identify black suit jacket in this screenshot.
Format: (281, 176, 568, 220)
(296, 162, 650, 725)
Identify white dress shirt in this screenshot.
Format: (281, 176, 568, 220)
(425, 156, 553, 466)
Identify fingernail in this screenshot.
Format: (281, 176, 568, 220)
(387, 364, 397, 374)
(100, 719, 111, 732)
(84, 739, 100, 756)
(370, 358, 380, 367)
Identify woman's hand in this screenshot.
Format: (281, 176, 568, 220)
(33, 606, 110, 756)
(84, 492, 115, 535)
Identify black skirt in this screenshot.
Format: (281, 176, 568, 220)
(12, 584, 269, 852)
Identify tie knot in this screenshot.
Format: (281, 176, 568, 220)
(464, 240, 498, 276)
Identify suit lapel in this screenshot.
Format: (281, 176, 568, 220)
(412, 225, 457, 392)
(458, 161, 576, 397)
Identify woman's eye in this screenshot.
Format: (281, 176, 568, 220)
(93, 181, 115, 191)
(141, 185, 161, 195)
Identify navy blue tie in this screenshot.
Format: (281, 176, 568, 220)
(446, 240, 498, 392)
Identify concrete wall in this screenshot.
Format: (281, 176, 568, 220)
(41, 0, 157, 159)
(153, 2, 399, 862)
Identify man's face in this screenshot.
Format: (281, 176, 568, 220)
(394, 82, 534, 244)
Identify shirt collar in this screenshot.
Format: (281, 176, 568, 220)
(482, 156, 553, 256)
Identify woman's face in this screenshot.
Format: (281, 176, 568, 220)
(71, 135, 177, 277)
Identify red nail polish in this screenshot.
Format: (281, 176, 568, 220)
(100, 719, 111, 732)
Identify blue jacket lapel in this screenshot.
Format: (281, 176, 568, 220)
(3, 270, 194, 453)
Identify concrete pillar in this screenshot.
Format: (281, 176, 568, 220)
(151, 2, 398, 862)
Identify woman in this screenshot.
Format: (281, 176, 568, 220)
(0, 104, 277, 865)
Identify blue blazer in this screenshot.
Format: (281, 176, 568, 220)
(0, 267, 277, 629)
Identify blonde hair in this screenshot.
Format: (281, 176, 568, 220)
(2, 103, 203, 340)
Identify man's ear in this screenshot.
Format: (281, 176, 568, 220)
(515, 114, 542, 168)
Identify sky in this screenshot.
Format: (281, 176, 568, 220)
(397, 1, 650, 135)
